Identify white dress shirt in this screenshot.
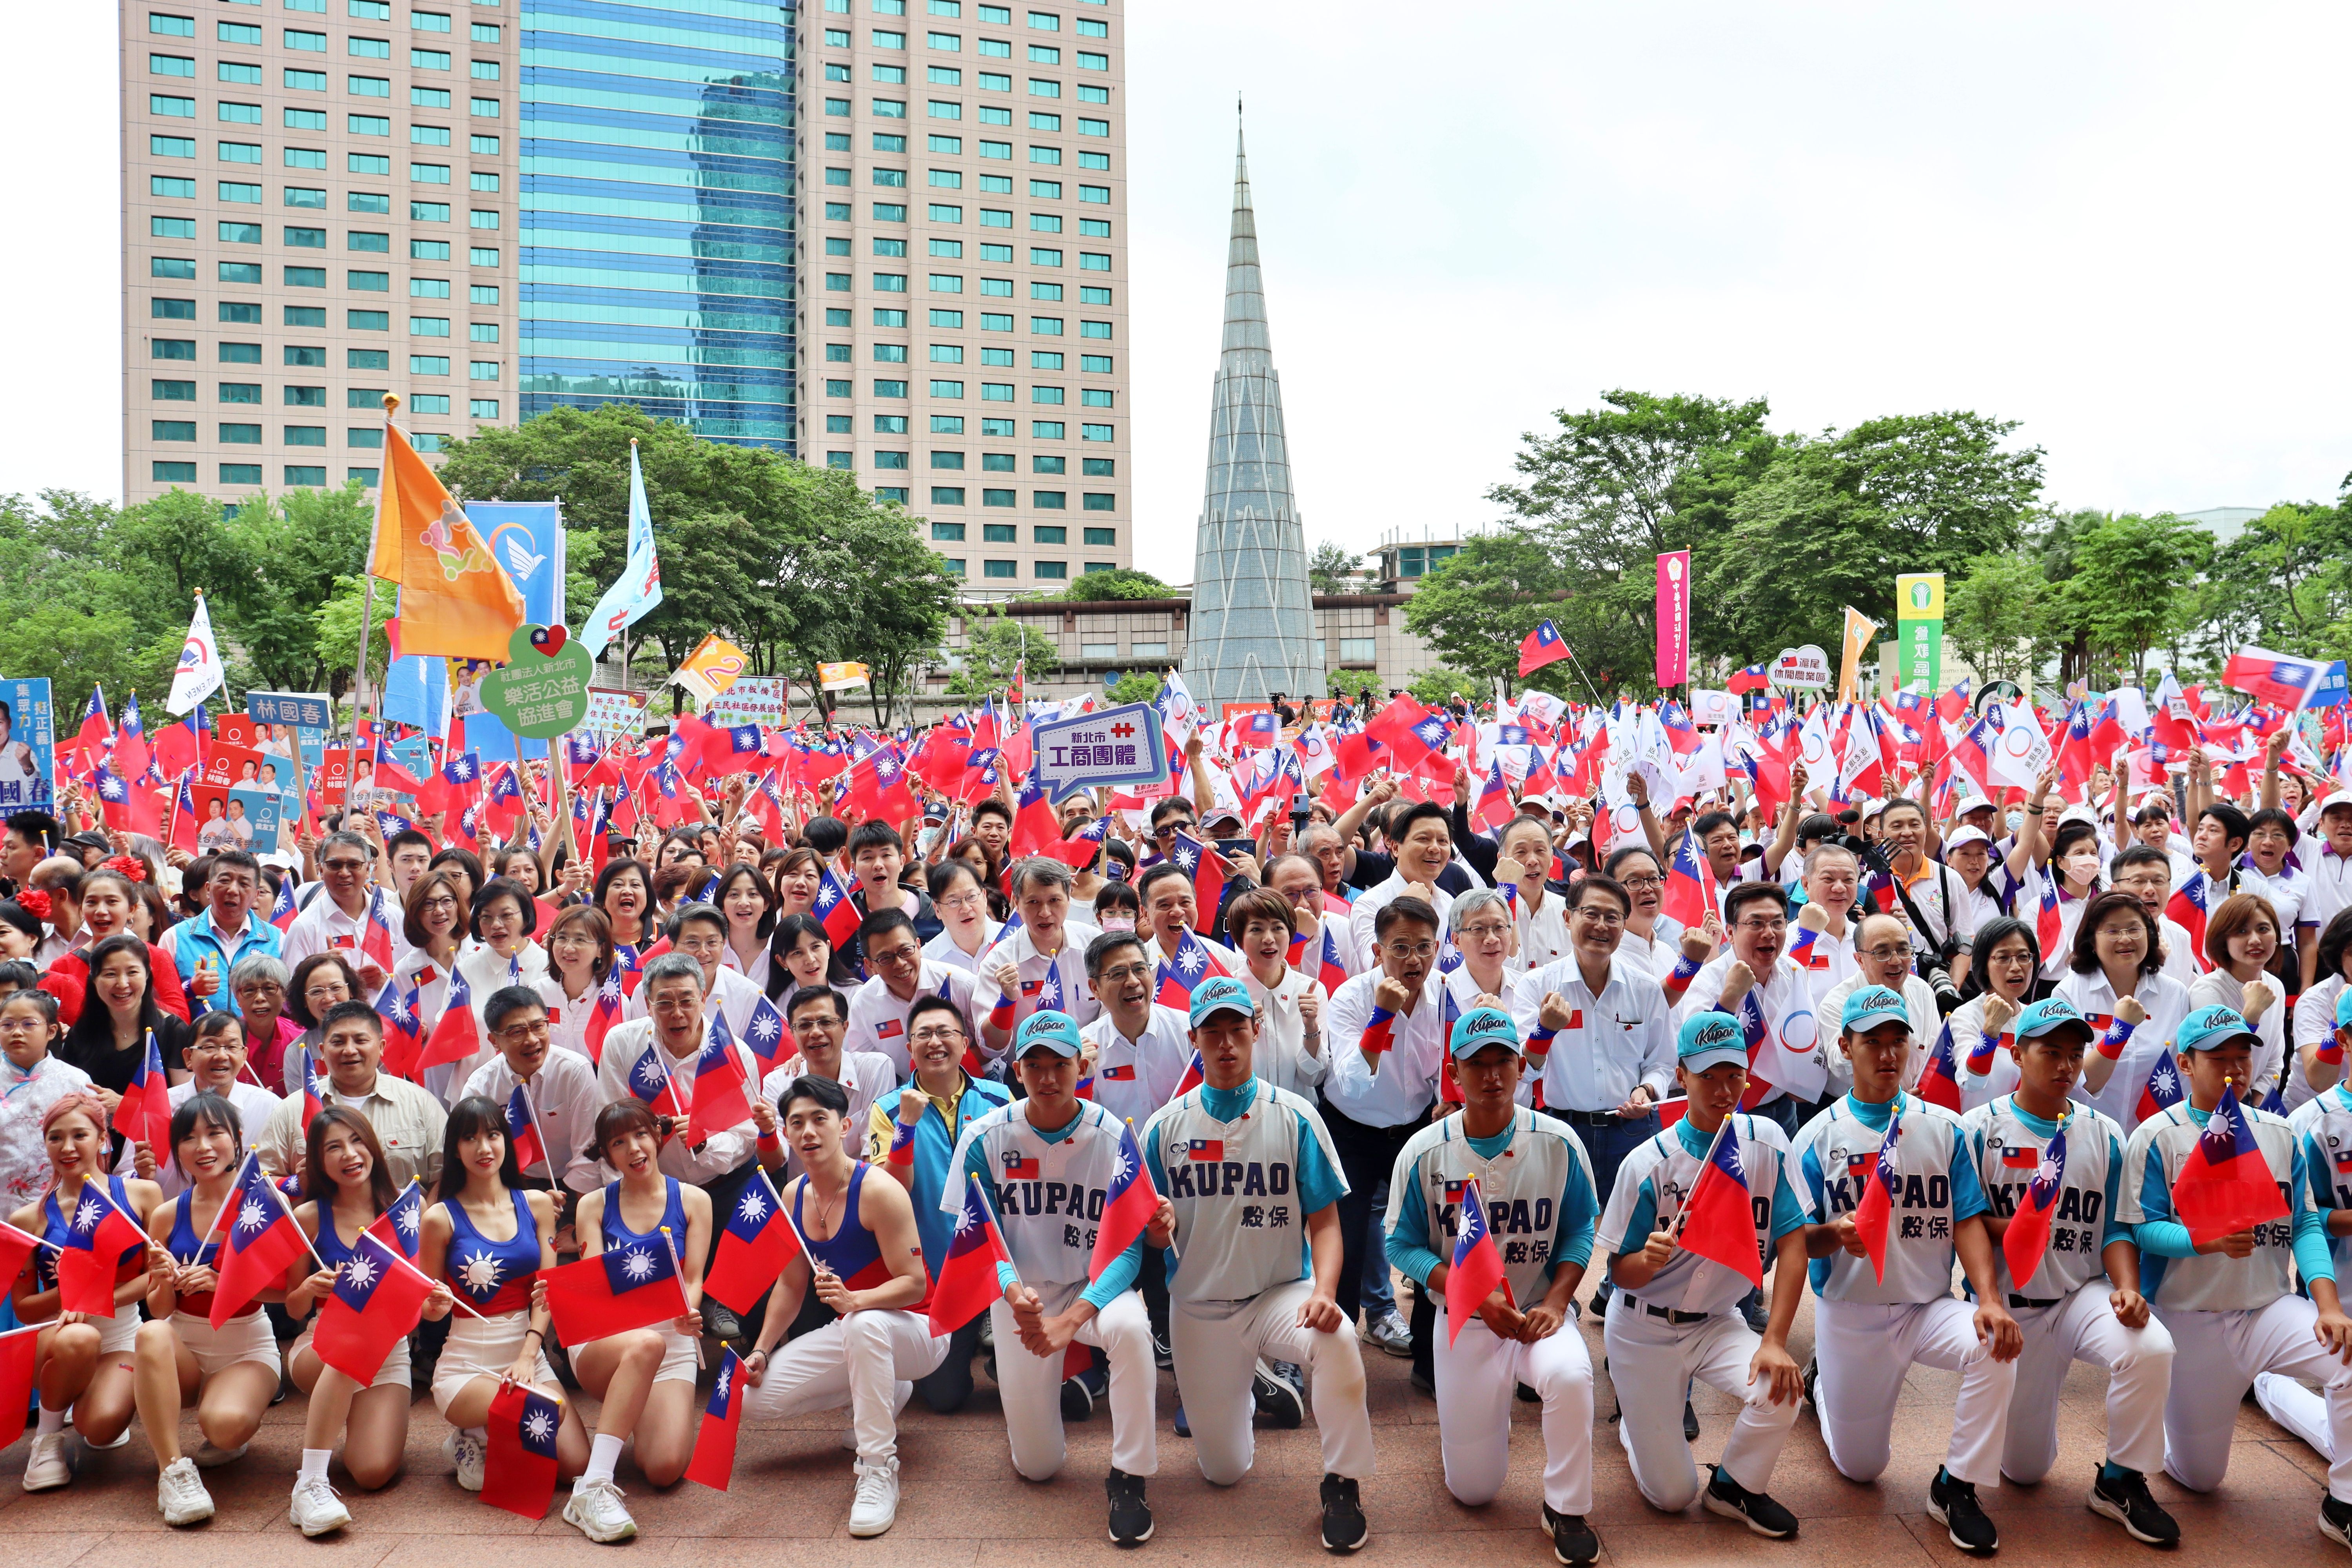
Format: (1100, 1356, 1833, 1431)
(1671, 953, 1824, 1105)
(1323, 970, 1445, 1128)
(1510, 886, 1573, 975)
(846, 962, 978, 1076)
(1507, 952, 1674, 1113)
(462, 1046, 606, 1194)
(973, 918, 1103, 1045)
(1237, 965, 1330, 1099)
(1345, 872, 1454, 971)
(923, 920, 1004, 976)
(1078, 1003, 1197, 1125)
(1813, 970, 1941, 1099)
(593, 1015, 758, 1186)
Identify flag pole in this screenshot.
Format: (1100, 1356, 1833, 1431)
(657, 1225, 706, 1369)
(349, 395, 397, 779)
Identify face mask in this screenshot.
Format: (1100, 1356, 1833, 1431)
(2004, 811, 2024, 833)
(2064, 850, 2100, 880)
(1098, 915, 1136, 933)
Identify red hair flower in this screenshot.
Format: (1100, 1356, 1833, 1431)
(14, 890, 51, 923)
(105, 855, 148, 884)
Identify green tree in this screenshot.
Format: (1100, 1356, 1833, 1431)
(1406, 667, 1482, 707)
(1327, 668, 1381, 703)
(1106, 671, 1163, 706)
(1401, 532, 1577, 692)
(1307, 541, 1360, 595)
(1705, 412, 2044, 659)
(2060, 512, 2212, 681)
(311, 575, 397, 705)
(1944, 550, 2051, 688)
(0, 489, 189, 705)
(1486, 390, 1781, 685)
(945, 607, 1059, 698)
(201, 483, 374, 696)
(1052, 568, 1173, 602)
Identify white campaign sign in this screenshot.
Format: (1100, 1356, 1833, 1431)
(1988, 701, 2052, 789)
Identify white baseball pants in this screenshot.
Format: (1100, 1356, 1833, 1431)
(2002, 1285, 2173, 1482)
(1169, 1279, 1375, 1487)
(989, 1282, 1157, 1480)
(743, 1307, 948, 1465)
(1813, 1297, 2017, 1489)
(2158, 1297, 2352, 1503)
(1604, 1299, 1801, 1512)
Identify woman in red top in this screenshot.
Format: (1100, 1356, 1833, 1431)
(36, 867, 191, 1028)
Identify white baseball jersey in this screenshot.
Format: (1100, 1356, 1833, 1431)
(1789, 1093, 1989, 1305)
(1595, 1114, 1803, 1316)
(1140, 1078, 1347, 1305)
(2290, 1083, 2352, 1274)
(1959, 1095, 2127, 1299)
(2120, 1100, 2306, 1312)
(1384, 1107, 1597, 1311)
(944, 1098, 1138, 1289)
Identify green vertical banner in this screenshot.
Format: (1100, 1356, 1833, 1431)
(1895, 572, 1944, 692)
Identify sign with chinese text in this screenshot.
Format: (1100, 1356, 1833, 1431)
(479, 625, 595, 741)
(1030, 701, 1169, 803)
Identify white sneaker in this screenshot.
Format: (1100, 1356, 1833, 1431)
(563, 1477, 638, 1543)
(289, 1475, 352, 1537)
(444, 1428, 486, 1492)
(22, 1431, 73, 1492)
(848, 1457, 900, 1537)
(193, 1438, 248, 1469)
(157, 1457, 216, 1527)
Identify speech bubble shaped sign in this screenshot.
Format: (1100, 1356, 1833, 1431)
(479, 624, 596, 740)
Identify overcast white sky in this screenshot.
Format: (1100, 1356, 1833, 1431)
(13, 3, 2349, 586)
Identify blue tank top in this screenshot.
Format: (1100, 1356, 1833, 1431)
(35, 1175, 142, 1290)
(169, 1187, 256, 1319)
(601, 1176, 686, 1258)
(441, 1188, 539, 1313)
(793, 1161, 904, 1296)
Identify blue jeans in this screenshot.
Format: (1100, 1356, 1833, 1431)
(1361, 1178, 1398, 1319)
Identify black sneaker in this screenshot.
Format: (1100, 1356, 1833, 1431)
(1253, 1362, 1304, 1429)
(1801, 1358, 1818, 1411)
(1151, 1328, 1173, 1370)
(2321, 1493, 2352, 1550)
(1319, 1473, 1367, 1552)
(2087, 1466, 2177, 1546)
(1062, 1365, 1106, 1421)
(1106, 1468, 1152, 1546)
(1683, 1400, 1700, 1442)
(1542, 1504, 1600, 1565)
(1927, 1466, 1998, 1553)
(1703, 1465, 1798, 1539)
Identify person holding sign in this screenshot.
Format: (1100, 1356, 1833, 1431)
(1383, 1005, 1599, 1563)
(1595, 1011, 1808, 1535)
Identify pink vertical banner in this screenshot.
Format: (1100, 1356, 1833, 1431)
(1655, 550, 1690, 690)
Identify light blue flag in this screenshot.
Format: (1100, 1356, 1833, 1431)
(580, 442, 663, 660)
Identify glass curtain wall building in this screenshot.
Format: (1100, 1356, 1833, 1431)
(517, 0, 798, 448)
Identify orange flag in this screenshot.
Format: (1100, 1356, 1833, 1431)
(368, 398, 524, 660)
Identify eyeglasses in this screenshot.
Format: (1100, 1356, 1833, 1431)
(910, 1024, 966, 1043)
(419, 897, 457, 915)
(1381, 940, 1437, 960)
(1457, 921, 1511, 942)
(938, 891, 985, 913)
(321, 858, 368, 874)
(495, 1020, 551, 1041)
(1098, 962, 1152, 984)
(1735, 917, 1786, 934)
(1572, 910, 1625, 931)
(1860, 945, 1911, 962)
(304, 983, 348, 1001)
(1617, 873, 1662, 889)
(869, 944, 921, 966)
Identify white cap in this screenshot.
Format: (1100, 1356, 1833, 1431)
(2138, 789, 2174, 811)
(1859, 798, 1887, 820)
(1953, 794, 1995, 817)
(2057, 804, 2098, 829)
(2321, 789, 2352, 816)
(1944, 826, 1992, 851)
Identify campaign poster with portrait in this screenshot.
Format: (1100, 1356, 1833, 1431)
(0, 678, 56, 813)
(192, 783, 247, 856)
(227, 785, 282, 855)
(316, 747, 354, 805)
(202, 742, 263, 791)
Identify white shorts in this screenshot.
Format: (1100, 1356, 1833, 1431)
(50, 1310, 140, 1357)
(291, 1323, 414, 1391)
(431, 1312, 557, 1417)
(173, 1310, 282, 1377)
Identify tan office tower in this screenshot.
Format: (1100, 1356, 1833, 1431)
(805, 0, 1130, 591)
(122, 0, 518, 504)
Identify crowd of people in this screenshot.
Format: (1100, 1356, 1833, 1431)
(0, 674, 2347, 1561)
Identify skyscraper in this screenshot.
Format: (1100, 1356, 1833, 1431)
(120, 0, 1130, 592)
(1185, 119, 1318, 708)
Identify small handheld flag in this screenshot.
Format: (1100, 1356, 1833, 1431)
(209, 1153, 315, 1327)
(1849, 1101, 1905, 1283)
(1444, 1175, 1510, 1345)
(684, 1347, 748, 1490)
(704, 1169, 805, 1316)
(541, 1231, 690, 1343)
(481, 1380, 564, 1519)
(1089, 1120, 1158, 1281)
(2000, 1126, 2068, 1291)
(929, 1172, 1013, 1336)
(2170, 1082, 2288, 1247)
(1673, 1119, 1763, 1286)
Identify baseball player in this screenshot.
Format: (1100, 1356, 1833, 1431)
(1597, 1011, 1808, 1538)
(1140, 974, 1374, 1552)
(1960, 998, 2179, 1544)
(945, 1011, 1167, 1545)
(1386, 1005, 1599, 1563)
(2120, 1004, 2352, 1550)
(2260, 988, 2352, 1467)
(1790, 985, 2023, 1552)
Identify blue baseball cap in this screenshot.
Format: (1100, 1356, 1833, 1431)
(1450, 1005, 1518, 1060)
(1012, 1009, 1082, 1058)
(1676, 1011, 1748, 1074)
(1187, 975, 1254, 1028)
(2174, 1004, 2258, 1055)
(2337, 988, 2352, 1030)
(2015, 997, 2094, 1046)
(1839, 985, 1911, 1036)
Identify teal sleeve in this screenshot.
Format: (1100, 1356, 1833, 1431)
(1554, 1152, 1596, 1274)
(1615, 1187, 1659, 1259)
(2099, 1132, 2130, 1250)
(1947, 1133, 1989, 1222)
(1080, 1233, 1145, 1312)
(2294, 1138, 2337, 1284)
(1294, 1112, 1345, 1216)
(1768, 1172, 1807, 1243)
(1143, 1127, 1168, 1198)
(1386, 1153, 1440, 1287)
(995, 1259, 1019, 1291)
(2134, 1140, 2196, 1258)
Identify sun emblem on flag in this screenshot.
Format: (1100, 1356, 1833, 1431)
(238, 1198, 268, 1233)
(619, 1248, 656, 1282)
(1111, 1148, 1133, 1185)
(395, 1203, 419, 1238)
(73, 1198, 103, 1233)
(635, 1056, 665, 1090)
(1176, 945, 1204, 976)
(2152, 1065, 2176, 1096)
(601, 972, 624, 1005)
(522, 1408, 555, 1445)
(953, 1200, 980, 1237)
(343, 1253, 377, 1290)
(737, 1188, 769, 1224)
(387, 994, 413, 1027)
(459, 1249, 503, 1293)
(713, 1365, 731, 1403)
(750, 1013, 780, 1046)
(1172, 845, 1196, 871)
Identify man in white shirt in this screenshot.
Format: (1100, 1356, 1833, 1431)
(974, 858, 1101, 1058)
(845, 908, 977, 1076)
(623, 902, 770, 1042)
(257, 1000, 447, 1191)
(1135, 862, 1243, 979)
(1267, 853, 1363, 990)
(1497, 817, 1571, 973)
(279, 829, 404, 993)
(1672, 882, 1826, 1137)
(1814, 913, 1941, 1097)
(2303, 791, 2352, 964)
(1346, 802, 1456, 969)
(1078, 930, 1195, 1125)
(461, 984, 606, 1201)
(2109, 845, 2202, 989)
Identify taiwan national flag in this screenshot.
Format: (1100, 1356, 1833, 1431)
(929, 1172, 1013, 1335)
(503, 1084, 546, 1175)
(813, 862, 862, 947)
(2134, 1048, 2185, 1127)
(624, 1041, 685, 1117)
(2166, 875, 2214, 973)
(1675, 1123, 1763, 1286)
(1089, 1120, 1158, 1281)
(2170, 1083, 2288, 1246)
(1165, 831, 1227, 922)
(1517, 619, 1570, 677)
(541, 1229, 689, 1343)
(740, 993, 788, 1073)
(1289, 924, 1348, 994)
(2033, 867, 2065, 963)
(56, 1180, 146, 1316)
(687, 1013, 754, 1143)
(1172, 1050, 1205, 1098)
(1661, 826, 1711, 929)
(482, 1380, 564, 1520)
(583, 968, 625, 1064)
(1849, 1101, 1906, 1283)
(2001, 1127, 2068, 1291)
(210, 1152, 314, 1325)
(267, 872, 300, 931)
(0, 1326, 38, 1448)
(312, 1226, 434, 1384)
(414, 967, 482, 1073)
(367, 1178, 426, 1258)
(1915, 1022, 1963, 1112)
(2222, 647, 2332, 711)
(704, 1170, 804, 1316)
(111, 1030, 172, 1153)
(1444, 1175, 1510, 1345)
(684, 1347, 748, 1491)
(375, 978, 426, 1079)
(1152, 929, 1228, 1009)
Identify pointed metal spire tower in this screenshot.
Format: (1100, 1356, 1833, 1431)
(1186, 109, 1320, 709)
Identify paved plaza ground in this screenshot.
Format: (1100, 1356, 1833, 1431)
(0, 1285, 2344, 1566)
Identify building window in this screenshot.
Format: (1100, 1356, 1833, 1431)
(982, 492, 1016, 510)
(218, 422, 261, 444)
(1033, 454, 1063, 473)
(1082, 494, 1115, 514)
(1032, 386, 1064, 405)
(931, 494, 965, 513)
(284, 466, 328, 486)
(1034, 560, 1066, 579)
(1034, 524, 1065, 543)
(1339, 639, 1377, 664)
(874, 451, 909, 469)
(875, 414, 910, 433)
(410, 354, 450, 374)
(933, 414, 966, 432)
(220, 383, 262, 403)
(874, 379, 908, 397)
(983, 560, 1018, 579)
(929, 380, 965, 398)
(1083, 524, 1115, 542)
